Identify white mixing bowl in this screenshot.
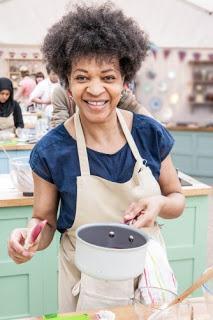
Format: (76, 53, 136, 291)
(10, 156, 34, 194)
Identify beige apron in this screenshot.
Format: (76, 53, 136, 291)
(59, 109, 165, 313)
(0, 113, 14, 131)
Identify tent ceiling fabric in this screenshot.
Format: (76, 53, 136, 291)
(184, 0, 213, 13)
(0, 0, 71, 45)
(0, 0, 213, 47)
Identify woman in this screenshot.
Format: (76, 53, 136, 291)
(15, 67, 36, 109)
(8, 3, 185, 313)
(0, 77, 24, 133)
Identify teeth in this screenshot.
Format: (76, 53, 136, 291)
(87, 101, 106, 106)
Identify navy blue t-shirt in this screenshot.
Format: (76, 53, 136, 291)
(30, 113, 174, 233)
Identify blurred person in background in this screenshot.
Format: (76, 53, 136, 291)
(35, 71, 45, 84)
(0, 77, 24, 134)
(30, 64, 58, 120)
(15, 66, 36, 110)
(50, 84, 75, 127)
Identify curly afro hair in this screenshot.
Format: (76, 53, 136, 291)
(42, 2, 149, 87)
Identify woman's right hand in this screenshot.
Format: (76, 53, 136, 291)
(8, 228, 39, 264)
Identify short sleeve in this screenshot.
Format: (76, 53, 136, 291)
(29, 146, 54, 183)
(157, 125, 174, 161)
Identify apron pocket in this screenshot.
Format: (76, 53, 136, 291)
(60, 232, 76, 262)
(75, 273, 134, 311)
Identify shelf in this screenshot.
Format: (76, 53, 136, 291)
(193, 81, 213, 85)
(189, 60, 213, 65)
(6, 58, 43, 61)
(189, 102, 213, 106)
(6, 59, 45, 87)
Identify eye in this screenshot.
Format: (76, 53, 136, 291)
(75, 75, 88, 82)
(103, 75, 116, 82)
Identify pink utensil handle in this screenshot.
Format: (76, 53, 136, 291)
(24, 220, 47, 249)
(124, 211, 145, 225)
(30, 220, 47, 242)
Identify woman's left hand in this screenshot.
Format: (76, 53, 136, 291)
(123, 195, 166, 228)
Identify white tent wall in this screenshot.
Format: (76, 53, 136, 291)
(114, 0, 213, 48)
(0, 0, 70, 45)
(0, 0, 213, 47)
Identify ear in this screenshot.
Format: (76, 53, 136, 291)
(123, 82, 129, 90)
(67, 89, 72, 97)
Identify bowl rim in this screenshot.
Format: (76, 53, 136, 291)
(203, 282, 213, 294)
(136, 286, 177, 297)
(76, 222, 150, 252)
(132, 286, 178, 311)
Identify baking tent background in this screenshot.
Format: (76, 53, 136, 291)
(0, 0, 213, 297)
(0, 0, 213, 47)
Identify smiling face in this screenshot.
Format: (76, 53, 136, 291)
(0, 90, 10, 103)
(69, 56, 124, 124)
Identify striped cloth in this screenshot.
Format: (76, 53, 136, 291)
(137, 239, 177, 305)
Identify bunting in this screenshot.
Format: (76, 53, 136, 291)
(208, 53, 213, 61)
(0, 47, 212, 64)
(148, 42, 159, 60)
(178, 50, 186, 62)
(9, 51, 15, 58)
(163, 49, 171, 59)
(193, 52, 201, 61)
(21, 52, 27, 58)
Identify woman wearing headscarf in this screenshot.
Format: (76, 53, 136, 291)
(0, 77, 24, 132)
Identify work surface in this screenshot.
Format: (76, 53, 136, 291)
(0, 140, 34, 150)
(18, 297, 210, 320)
(0, 172, 212, 208)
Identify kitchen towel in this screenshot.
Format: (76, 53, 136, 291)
(137, 238, 177, 304)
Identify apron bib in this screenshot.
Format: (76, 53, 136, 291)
(59, 109, 164, 312)
(0, 113, 14, 132)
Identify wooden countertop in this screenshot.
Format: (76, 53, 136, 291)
(0, 174, 33, 207)
(179, 171, 212, 197)
(17, 297, 210, 320)
(166, 125, 213, 132)
(0, 140, 34, 151)
(13, 305, 147, 320)
(0, 173, 212, 208)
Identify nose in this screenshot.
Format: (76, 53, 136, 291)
(86, 80, 105, 96)
(2, 94, 8, 100)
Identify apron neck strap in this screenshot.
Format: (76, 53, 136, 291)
(74, 110, 90, 176)
(74, 108, 146, 176)
(116, 109, 145, 167)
